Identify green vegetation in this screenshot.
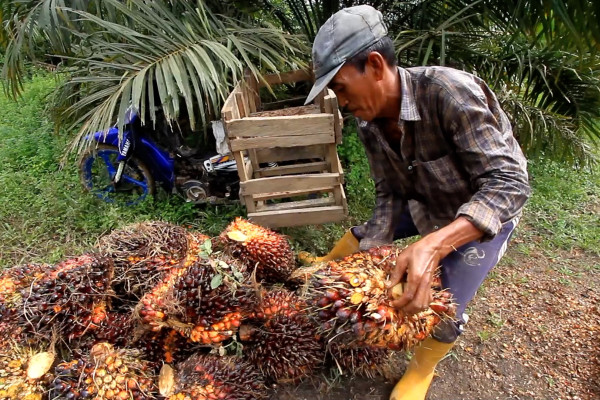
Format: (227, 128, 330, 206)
(1, 75, 598, 271)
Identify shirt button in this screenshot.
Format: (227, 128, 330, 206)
(407, 165, 413, 170)
(434, 225, 439, 230)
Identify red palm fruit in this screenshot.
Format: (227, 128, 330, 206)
(0, 343, 55, 400)
(167, 353, 267, 400)
(239, 313, 323, 383)
(217, 217, 295, 283)
(327, 342, 394, 379)
(15, 254, 114, 341)
(51, 343, 157, 400)
(303, 245, 456, 351)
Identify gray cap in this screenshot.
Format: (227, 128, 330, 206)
(305, 5, 388, 105)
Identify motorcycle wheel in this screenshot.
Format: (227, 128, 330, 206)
(78, 144, 155, 205)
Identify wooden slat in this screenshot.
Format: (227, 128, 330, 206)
(255, 161, 328, 177)
(240, 173, 341, 196)
(248, 206, 347, 228)
(254, 145, 327, 164)
(229, 132, 334, 152)
(255, 196, 335, 212)
(252, 186, 333, 201)
(234, 91, 247, 118)
(261, 70, 312, 87)
(226, 114, 333, 138)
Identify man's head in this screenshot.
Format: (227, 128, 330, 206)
(305, 5, 397, 121)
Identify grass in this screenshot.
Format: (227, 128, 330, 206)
(0, 74, 598, 270)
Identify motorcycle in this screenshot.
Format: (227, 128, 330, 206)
(78, 108, 241, 205)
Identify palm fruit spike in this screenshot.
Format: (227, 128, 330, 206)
(239, 311, 323, 383)
(217, 217, 296, 283)
(17, 254, 114, 341)
(305, 245, 456, 351)
(51, 342, 157, 400)
(137, 252, 252, 345)
(0, 343, 55, 400)
(166, 353, 268, 400)
(327, 342, 394, 379)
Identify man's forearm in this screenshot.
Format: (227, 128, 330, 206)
(420, 216, 484, 260)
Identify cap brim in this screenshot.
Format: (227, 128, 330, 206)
(304, 63, 345, 105)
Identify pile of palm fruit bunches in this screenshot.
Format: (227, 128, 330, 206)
(0, 218, 456, 400)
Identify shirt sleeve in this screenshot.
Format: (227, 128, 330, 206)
(354, 122, 406, 250)
(438, 77, 531, 240)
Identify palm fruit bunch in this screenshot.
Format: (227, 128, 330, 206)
(304, 245, 456, 351)
(50, 342, 157, 400)
(97, 221, 208, 305)
(0, 344, 55, 400)
(74, 307, 136, 350)
(13, 254, 114, 340)
(239, 288, 323, 383)
(216, 217, 296, 283)
(0, 263, 49, 343)
(326, 342, 394, 379)
(162, 353, 268, 400)
(136, 252, 253, 345)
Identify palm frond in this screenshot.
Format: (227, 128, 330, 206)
(51, 0, 307, 155)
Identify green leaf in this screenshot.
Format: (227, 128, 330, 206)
(210, 274, 223, 289)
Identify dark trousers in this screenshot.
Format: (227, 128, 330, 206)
(354, 208, 518, 343)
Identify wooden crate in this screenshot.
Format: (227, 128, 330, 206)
(221, 69, 347, 228)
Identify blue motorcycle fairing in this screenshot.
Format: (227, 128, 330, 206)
(89, 128, 176, 190)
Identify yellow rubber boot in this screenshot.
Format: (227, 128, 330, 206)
(389, 337, 455, 400)
(297, 230, 359, 264)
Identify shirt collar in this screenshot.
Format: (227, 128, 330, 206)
(397, 67, 421, 122)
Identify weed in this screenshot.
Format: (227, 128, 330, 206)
(477, 330, 491, 342)
(487, 311, 505, 328)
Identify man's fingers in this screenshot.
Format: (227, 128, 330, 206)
(390, 273, 419, 309)
(385, 257, 407, 288)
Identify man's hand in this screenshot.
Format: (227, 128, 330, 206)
(385, 216, 484, 315)
(386, 237, 442, 315)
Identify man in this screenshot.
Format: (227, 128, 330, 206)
(303, 5, 530, 400)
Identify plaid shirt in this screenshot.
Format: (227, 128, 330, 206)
(354, 66, 530, 250)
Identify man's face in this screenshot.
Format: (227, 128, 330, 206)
(328, 62, 384, 121)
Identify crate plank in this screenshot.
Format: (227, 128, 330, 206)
(240, 173, 341, 196)
(254, 145, 327, 164)
(261, 70, 312, 87)
(227, 114, 333, 138)
(255, 161, 328, 177)
(248, 206, 346, 228)
(230, 132, 334, 152)
(255, 196, 335, 212)
(252, 186, 335, 201)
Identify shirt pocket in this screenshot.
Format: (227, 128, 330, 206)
(416, 154, 470, 195)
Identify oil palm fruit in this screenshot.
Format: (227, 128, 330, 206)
(0, 344, 55, 400)
(326, 342, 394, 379)
(136, 253, 253, 345)
(133, 329, 200, 370)
(304, 246, 456, 351)
(240, 288, 323, 383)
(165, 353, 268, 400)
(217, 218, 295, 283)
(13, 254, 114, 341)
(50, 342, 157, 399)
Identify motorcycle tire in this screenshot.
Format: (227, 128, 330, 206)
(78, 144, 155, 205)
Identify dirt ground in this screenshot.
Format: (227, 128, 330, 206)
(272, 238, 600, 400)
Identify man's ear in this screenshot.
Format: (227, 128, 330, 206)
(366, 51, 386, 81)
